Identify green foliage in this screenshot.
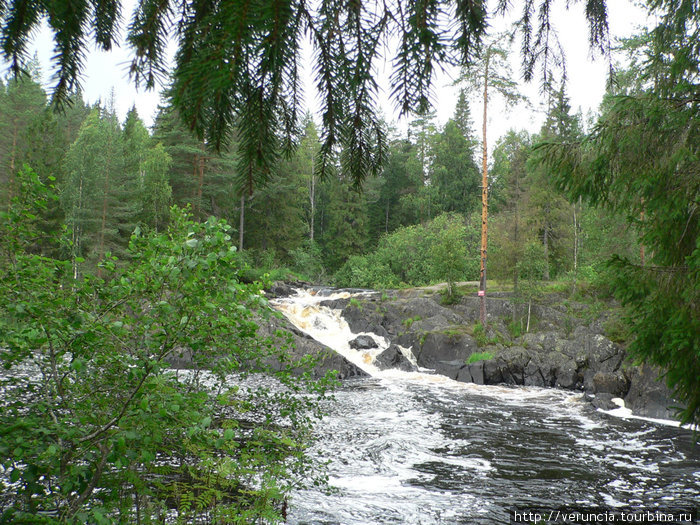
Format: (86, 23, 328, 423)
(539, 11, 700, 424)
(0, 178, 331, 522)
(335, 212, 480, 289)
(289, 240, 326, 283)
(333, 254, 399, 290)
(1, 0, 614, 185)
(431, 119, 481, 216)
(515, 242, 547, 303)
(439, 287, 464, 305)
(470, 322, 507, 348)
(603, 313, 630, 345)
(472, 322, 489, 347)
(348, 298, 363, 310)
(401, 316, 422, 329)
(507, 319, 522, 339)
(466, 351, 494, 364)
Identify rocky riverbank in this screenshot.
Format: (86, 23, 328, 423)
(266, 282, 681, 421)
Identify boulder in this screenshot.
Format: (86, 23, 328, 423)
(414, 331, 477, 378)
(592, 371, 630, 396)
(349, 335, 379, 350)
(374, 345, 417, 372)
(624, 364, 680, 421)
(266, 281, 295, 298)
(342, 302, 390, 338)
(590, 393, 619, 411)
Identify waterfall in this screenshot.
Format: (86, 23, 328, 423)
(272, 288, 420, 378)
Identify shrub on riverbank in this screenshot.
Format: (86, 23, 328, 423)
(0, 171, 332, 523)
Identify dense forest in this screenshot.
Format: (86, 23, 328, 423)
(0, 62, 641, 290)
(0, 0, 697, 522)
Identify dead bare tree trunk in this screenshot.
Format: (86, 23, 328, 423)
(479, 54, 490, 327)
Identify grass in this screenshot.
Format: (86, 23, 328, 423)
(466, 351, 494, 364)
(402, 316, 422, 329)
(348, 297, 363, 310)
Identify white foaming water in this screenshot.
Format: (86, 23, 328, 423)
(272, 288, 391, 375)
(271, 287, 698, 524)
(273, 288, 588, 407)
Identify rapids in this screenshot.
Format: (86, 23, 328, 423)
(272, 289, 699, 525)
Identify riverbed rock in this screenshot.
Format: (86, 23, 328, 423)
(349, 335, 378, 350)
(374, 345, 417, 372)
(590, 393, 619, 411)
(413, 330, 478, 379)
(624, 364, 680, 420)
(258, 313, 368, 380)
(283, 285, 678, 421)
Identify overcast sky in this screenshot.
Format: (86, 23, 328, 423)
(24, 1, 651, 148)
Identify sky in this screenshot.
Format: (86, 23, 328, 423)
(24, 0, 651, 149)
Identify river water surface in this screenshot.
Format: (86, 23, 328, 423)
(273, 289, 699, 524)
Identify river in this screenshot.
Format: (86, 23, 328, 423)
(273, 289, 699, 524)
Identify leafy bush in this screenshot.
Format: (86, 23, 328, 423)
(439, 287, 464, 305)
(334, 254, 398, 289)
(289, 239, 326, 282)
(0, 173, 331, 523)
(335, 212, 480, 289)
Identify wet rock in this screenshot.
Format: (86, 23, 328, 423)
(468, 360, 485, 384)
(319, 298, 349, 310)
(349, 335, 378, 350)
(374, 345, 416, 372)
(590, 393, 619, 411)
(592, 371, 630, 396)
(266, 281, 295, 298)
(342, 303, 390, 338)
(555, 363, 580, 389)
(624, 364, 680, 421)
(257, 315, 368, 380)
(483, 359, 504, 384)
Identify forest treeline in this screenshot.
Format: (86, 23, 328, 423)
(0, 61, 640, 293)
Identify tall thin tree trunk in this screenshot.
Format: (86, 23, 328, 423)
(239, 194, 245, 251)
(640, 209, 645, 265)
(543, 221, 550, 281)
(572, 200, 578, 295)
(310, 168, 316, 242)
(479, 54, 490, 327)
(7, 123, 18, 206)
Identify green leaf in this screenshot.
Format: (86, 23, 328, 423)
(9, 469, 20, 483)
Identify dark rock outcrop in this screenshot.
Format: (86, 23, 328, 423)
(312, 287, 677, 421)
(624, 364, 678, 420)
(256, 313, 368, 380)
(349, 335, 378, 350)
(374, 345, 417, 372)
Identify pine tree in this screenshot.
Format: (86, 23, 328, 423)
(153, 101, 237, 223)
(431, 119, 481, 217)
(0, 68, 47, 208)
(530, 81, 580, 280)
